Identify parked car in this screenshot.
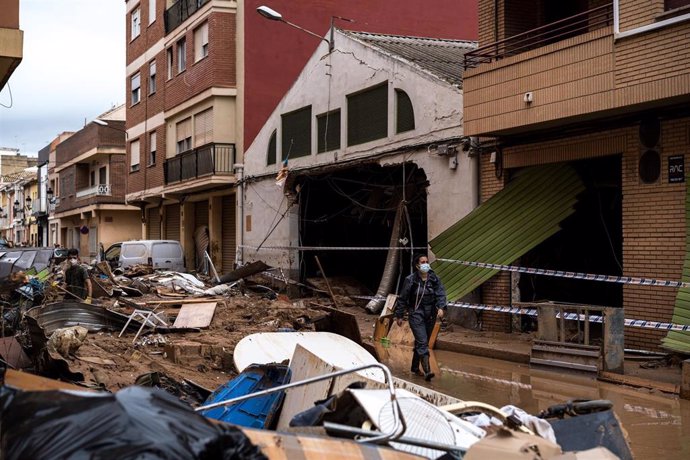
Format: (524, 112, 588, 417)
(103, 240, 186, 272)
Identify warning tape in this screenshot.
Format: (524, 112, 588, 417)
(240, 244, 428, 252)
(436, 258, 690, 289)
(348, 294, 690, 332)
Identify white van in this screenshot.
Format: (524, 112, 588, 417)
(104, 240, 186, 272)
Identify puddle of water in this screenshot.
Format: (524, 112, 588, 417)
(384, 347, 690, 459)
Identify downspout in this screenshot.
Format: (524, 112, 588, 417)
(365, 200, 404, 314)
(235, 163, 245, 266)
(614, 0, 690, 40)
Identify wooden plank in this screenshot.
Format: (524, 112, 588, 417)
(146, 298, 222, 305)
(387, 319, 415, 346)
(276, 344, 336, 430)
(599, 371, 679, 395)
(172, 302, 217, 328)
(428, 320, 441, 349)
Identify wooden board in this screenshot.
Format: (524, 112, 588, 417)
(172, 302, 217, 328)
(387, 320, 416, 346)
(233, 332, 383, 382)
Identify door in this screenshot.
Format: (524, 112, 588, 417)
(151, 241, 185, 271)
(221, 195, 236, 273)
(147, 208, 161, 240)
(164, 203, 180, 241)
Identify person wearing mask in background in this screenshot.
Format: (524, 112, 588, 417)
(395, 254, 448, 381)
(64, 248, 92, 303)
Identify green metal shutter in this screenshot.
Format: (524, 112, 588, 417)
(347, 83, 388, 146)
(317, 109, 341, 153)
(430, 163, 585, 301)
(281, 106, 312, 160)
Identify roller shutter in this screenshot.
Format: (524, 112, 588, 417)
(147, 208, 161, 240)
(194, 200, 209, 227)
(221, 196, 236, 273)
(164, 203, 181, 241)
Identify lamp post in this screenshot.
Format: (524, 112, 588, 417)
(256, 5, 353, 53)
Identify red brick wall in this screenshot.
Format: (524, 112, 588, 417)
(479, 150, 512, 332)
(164, 12, 236, 111)
(126, 1, 166, 65)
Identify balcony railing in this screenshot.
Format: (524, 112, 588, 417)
(464, 3, 613, 70)
(164, 143, 235, 185)
(164, 0, 210, 34)
(76, 184, 112, 199)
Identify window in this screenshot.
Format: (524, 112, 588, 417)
(148, 0, 156, 25)
(131, 7, 141, 39)
(131, 73, 141, 105)
(267, 130, 277, 165)
(130, 139, 141, 172)
(90, 170, 96, 186)
(666, 0, 690, 10)
(99, 166, 107, 184)
(317, 109, 341, 153)
(177, 38, 186, 73)
(194, 22, 209, 62)
(347, 83, 388, 146)
(176, 118, 192, 154)
(395, 89, 415, 133)
(194, 108, 213, 147)
(166, 48, 173, 80)
(148, 60, 156, 94)
(281, 106, 312, 160)
(149, 131, 157, 165)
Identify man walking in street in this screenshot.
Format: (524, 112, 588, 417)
(64, 248, 92, 303)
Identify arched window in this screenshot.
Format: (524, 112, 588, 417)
(396, 89, 415, 133)
(267, 130, 277, 165)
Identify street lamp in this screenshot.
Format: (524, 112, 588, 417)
(256, 5, 353, 53)
(25, 196, 32, 211)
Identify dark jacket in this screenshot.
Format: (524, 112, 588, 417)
(395, 271, 447, 318)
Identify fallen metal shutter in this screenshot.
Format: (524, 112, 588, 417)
(430, 163, 585, 301)
(221, 196, 236, 273)
(147, 208, 161, 240)
(165, 203, 180, 241)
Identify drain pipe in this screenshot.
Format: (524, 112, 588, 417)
(614, 0, 690, 40)
(234, 163, 245, 267)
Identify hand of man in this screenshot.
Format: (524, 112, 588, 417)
(396, 317, 403, 327)
(437, 308, 445, 319)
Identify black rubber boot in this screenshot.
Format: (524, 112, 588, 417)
(410, 352, 423, 376)
(421, 355, 434, 381)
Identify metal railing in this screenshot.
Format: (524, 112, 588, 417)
(164, 143, 235, 184)
(164, 0, 210, 34)
(464, 3, 613, 69)
(76, 184, 111, 199)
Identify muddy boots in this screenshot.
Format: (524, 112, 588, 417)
(410, 352, 423, 376)
(421, 355, 434, 381)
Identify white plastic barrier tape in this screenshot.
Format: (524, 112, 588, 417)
(436, 258, 690, 289)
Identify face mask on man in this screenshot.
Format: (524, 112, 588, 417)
(419, 263, 431, 273)
(69, 258, 79, 266)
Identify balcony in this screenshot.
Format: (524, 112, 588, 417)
(164, 143, 235, 185)
(76, 184, 111, 199)
(0, 0, 23, 90)
(164, 0, 210, 34)
(464, 4, 613, 70)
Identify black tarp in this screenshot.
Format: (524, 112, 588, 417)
(0, 381, 267, 460)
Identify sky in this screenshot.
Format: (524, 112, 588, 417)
(0, 0, 125, 156)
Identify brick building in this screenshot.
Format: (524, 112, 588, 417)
(124, 0, 478, 274)
(452, 0, 690, 351)
(49, 106, 140, 258)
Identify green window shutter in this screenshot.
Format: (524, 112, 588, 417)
(281, 106, 312, 160)
(396, 89, 415, 133)
(347, 83, 388, 147)
(317, 109, 341, 153)
(267, 130, 277, 165)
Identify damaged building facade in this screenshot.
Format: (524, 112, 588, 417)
(242, 30, 478, 294)
(452, 0, 690, 351)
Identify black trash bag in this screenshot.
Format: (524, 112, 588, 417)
(0, 384, 267, 460)
(289, 382, 369, 429)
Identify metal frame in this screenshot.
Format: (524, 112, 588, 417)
(196, 362, 407, 445)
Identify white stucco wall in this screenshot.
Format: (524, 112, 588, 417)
(242, 30, 477, 271)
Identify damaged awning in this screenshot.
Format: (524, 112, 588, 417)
(661, 182, 690, 353)
(430, 163, 585, 301)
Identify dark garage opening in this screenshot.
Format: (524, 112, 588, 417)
(518, 155, 623, 310)
(297, 163, 428, 292)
